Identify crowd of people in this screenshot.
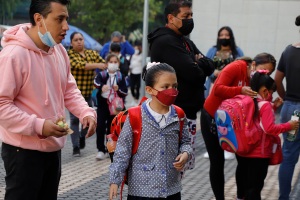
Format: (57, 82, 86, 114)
(0, 0, 299, 200)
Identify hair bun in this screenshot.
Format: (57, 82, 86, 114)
(296, 15, 300, 26)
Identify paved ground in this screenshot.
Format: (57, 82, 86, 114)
(1, 92, 300, 199)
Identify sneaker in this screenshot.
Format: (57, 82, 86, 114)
(96, 151, 109, 160)
(79, 137, 85, 149)
(224, 151, 235, 160)
(73, 147, 81, 157)
(203, 152, 209, 159)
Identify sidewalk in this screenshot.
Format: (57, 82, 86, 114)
(1, 93, 300, 199)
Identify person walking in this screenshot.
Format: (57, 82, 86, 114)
(275, 15, 300, 200)
(201, 53, 276, 200)
(109, 62, 192, 200)
(203, 26, 244, 160)
(148, 0, 215, 170)
(94, 54, 128, 160)
(0, 1, 97, 199)
(67, 32, 106, 156)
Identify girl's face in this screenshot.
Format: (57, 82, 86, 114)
(107, 56, 119, 65)
(219, 29, 230, 39)
(258, 86, 273, 101)
(71, 33, 84, 52)
(152, 72, 178, 92)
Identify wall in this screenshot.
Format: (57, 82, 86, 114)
(191, 0, 300, 61)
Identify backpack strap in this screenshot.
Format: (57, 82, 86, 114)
(128, 106, 142, 155)
(173, 105, 185, 141)
(120, 106, 141, 200)
(100, 70, 107, 80)
(115, 71, 122, 83)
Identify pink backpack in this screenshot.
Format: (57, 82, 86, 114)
(215, 95, 263, 155)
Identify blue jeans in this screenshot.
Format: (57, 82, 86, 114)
(279, 100, 300, 200)
(69, 97, 92, 148)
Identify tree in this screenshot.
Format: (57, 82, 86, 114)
(68, 0, 163, 44)
(0, 0, 23, 24)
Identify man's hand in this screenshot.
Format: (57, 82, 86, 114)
(82, 116, 97, 138)
(42, 119, 68, 138)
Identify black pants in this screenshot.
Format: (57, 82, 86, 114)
(200, 108, 225, 200)
(128, 192, 181, 200)
(96, 96, 115, 152)
(129, 73, 141, 100)
(236, 155, 269, 200)
(1, 143, 61, 200)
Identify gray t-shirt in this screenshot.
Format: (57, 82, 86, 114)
(277, 45, 300, 101)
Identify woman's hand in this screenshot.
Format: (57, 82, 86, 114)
(173, 152, 189, 171)
(241, 86, 257, 98)
(273, 97, 283, 108)
(289, 120, 300, 131)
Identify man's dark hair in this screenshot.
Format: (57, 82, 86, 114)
(29, 0, 71, 26)
(164, 1, 192, 23)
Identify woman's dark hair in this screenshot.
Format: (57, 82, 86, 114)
(30, 0, 71, 26)
(250, 72, 276, 118)
(142, 63, 176, 87)
(70, 32, 83, 41)
(164, 1, 192, 23)
(105, 53, 120, 63)
(295, 15, 300, 26)
(253, 53, 276, 73)
(215, 26, 239, 58)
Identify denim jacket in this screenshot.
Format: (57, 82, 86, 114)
(109, 103, 193, 198)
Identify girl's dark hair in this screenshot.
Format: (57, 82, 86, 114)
(30, 0, 71, 26)
(250, 72, 276, 118)
(253, 53, 276, 73)
(105, 53, 120, 63)
(215, 26, 239, 58)
(70, 32, 83, 41)
(110, 42, 121, 53)
(142, 63, 176, 87)
(296, 15, 300, 26)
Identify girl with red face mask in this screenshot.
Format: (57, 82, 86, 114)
(109, 62, 193, 200)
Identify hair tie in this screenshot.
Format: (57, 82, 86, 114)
(146, 62, 160, 70)
(257, 69, 269, 74)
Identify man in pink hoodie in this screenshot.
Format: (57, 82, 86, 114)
(0, 0, 97, 199)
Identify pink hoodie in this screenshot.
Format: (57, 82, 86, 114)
(0, 24, 96, 152)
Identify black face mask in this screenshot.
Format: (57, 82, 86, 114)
(218, 38, 231, 46)
(178, 18, 194, 36)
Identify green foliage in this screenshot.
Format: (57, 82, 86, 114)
(69, 0, 163, 43)
(0, 0, 23, 24)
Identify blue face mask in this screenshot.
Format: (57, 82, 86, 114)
(38, 18, 57, 47)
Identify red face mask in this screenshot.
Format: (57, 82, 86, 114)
(153, 88, 179, 106)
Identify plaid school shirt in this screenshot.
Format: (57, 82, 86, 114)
(67, 49, 105, 98)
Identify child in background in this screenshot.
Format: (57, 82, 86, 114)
(109, 62, 193, 200)
(94, 54, 128, 160)
(235, 71, 299, 200)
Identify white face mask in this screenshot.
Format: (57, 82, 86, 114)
(38, 18, 57, 47)
(135, 49, 140, 54)
(108, 63, 119, 72)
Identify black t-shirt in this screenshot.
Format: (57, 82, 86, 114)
(277, 45, 300, 101)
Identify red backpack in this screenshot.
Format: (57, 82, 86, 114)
(214, 95, 263, 155)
